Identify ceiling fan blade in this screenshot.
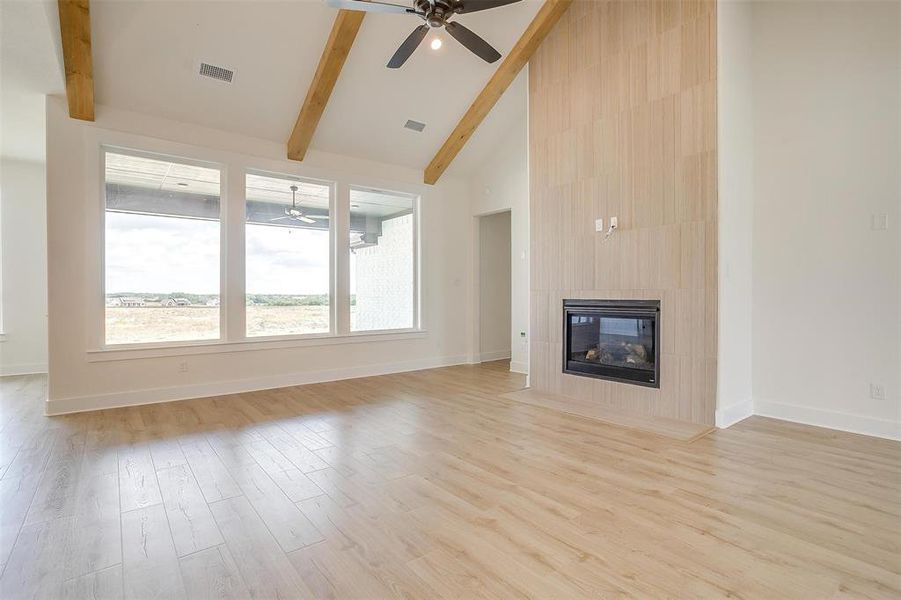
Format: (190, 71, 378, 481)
(387, 24, 429, 68)
(444, 21, 501, 63)
(325, 0, 415, 15)
(299, 216, 317, 224)
(453, 0, 522, 14)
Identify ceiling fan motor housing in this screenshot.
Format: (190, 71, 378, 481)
(417, 0, 454, 27)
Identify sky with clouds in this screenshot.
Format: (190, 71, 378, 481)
(105, 212, 330, 295)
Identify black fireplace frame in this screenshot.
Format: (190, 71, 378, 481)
(562, 299, 661, 388)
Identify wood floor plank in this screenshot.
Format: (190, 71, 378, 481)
(1, 362, 899, 599)
(267, 467, 325, 503)
(59, 564, 123, 600)
(0, 515, 76, 598)
(118, 441, 163, 512)
(229, 462, 324, 551)
(121, 503, 187, 600)
(180, 439, 242, 503)
(179, 544, 250, 600)
(0, 473, 41, 572)
(209, 495, 314, 599)
(156, 464, 224, 557)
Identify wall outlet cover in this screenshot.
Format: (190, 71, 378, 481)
(870, 383, 886, 400)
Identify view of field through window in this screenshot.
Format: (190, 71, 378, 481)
(104, 152, 222, 345)
(245, 172, 332, 336)
(104, 153, 416, 345)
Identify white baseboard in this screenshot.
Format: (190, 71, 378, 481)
(45, 354, 471, 416)
(509, 360, 529, 374)
(0, 362, 48, 377)
(754, 399, 901, 441)
(715, 399, 753, 428)
(477, 350, 512, 362)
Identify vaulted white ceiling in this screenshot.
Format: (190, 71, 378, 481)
(1, 0, 535, 175)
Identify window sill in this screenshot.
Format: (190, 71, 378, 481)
(87, 329, 427, 362)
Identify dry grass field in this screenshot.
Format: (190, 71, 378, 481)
(105, 305, 332, 344)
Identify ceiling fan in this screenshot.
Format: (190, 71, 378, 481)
(326, 0, 523, 68)
(271, 185, 329, 224)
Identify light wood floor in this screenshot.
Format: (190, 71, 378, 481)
(1, 362, 899, 599)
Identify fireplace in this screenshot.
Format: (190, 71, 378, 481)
(563, 299, 660, 387)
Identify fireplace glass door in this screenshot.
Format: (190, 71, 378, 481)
(563, 300, 660, 387)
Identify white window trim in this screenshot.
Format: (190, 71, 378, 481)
(99, 146, 227, 348)
(243, 168, 337, 339)
(86, 329, 427, 362)
(91, 137, 426, 357)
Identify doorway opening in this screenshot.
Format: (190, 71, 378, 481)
(476, 210, 512, 366)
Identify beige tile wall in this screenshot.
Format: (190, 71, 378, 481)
(529, 0, 717, 425)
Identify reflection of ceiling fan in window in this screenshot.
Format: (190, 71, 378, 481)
(270, 185, 330, 224)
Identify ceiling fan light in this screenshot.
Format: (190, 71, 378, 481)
(430, 38, 442, 50)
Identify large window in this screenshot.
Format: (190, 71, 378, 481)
(100, 147, 420, 350)
(349, 188, 416, 332)
(104, 151, 221, 345)
(245, 173, 331, 337)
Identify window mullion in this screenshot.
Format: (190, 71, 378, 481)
(225, 164, 246, 342)
(335, 182, 351, 335)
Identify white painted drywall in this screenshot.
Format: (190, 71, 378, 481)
(719, 1, 900, 438)
(478, 211, 512, 361)
(470, 103, 529, 374)
(45, 96, 475, 412)
(715, 0, 754, 426)
(0, 158, 48, 375)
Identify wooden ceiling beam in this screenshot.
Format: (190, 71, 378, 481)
(287, 10, 365, 161)
(58, 0, 95, 121)
(423, 0, 571, 185)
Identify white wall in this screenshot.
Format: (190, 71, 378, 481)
(715, 0, 754, 426)
(478, 211, 512, 361)
(45, 96, 474, 413)
(718, 1, 901, 439)
(751, 0, 900, 438)
(470, 110, 529, 374)
(0, 158, 48, 375)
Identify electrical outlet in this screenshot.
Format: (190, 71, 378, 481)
(178, 361, 188, 373)
(869, 383, 885, 400)
(595, 218, 604, 233)
(610, 216, 618, 229)
(871, 214, 888, 230)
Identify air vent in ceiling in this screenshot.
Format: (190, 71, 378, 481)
(404, 119, 426, 132)
(198, 62, 234, 83)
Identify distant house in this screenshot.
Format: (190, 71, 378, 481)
(206, 298, 220, 306)
(164, 298, 191, 307)
(119, 296, 145, 307)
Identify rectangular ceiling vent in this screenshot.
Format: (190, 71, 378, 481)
(198, 62, 234, 83)
(404, 119, 426, 133)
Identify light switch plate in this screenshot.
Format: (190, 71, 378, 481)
(871, 214, 888, 230)
(595, 218, 604, 232)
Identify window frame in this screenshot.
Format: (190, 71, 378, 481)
(92, 142, 425, 357)
(242, 168, 337, 341)
(99, 146, 227, 349)
(346, 184, 421, 335)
